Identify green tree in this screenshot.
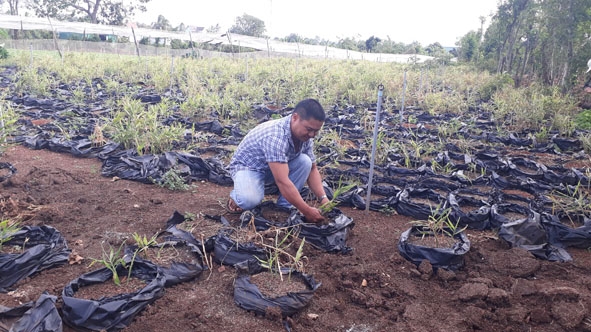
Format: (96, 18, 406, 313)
(229, 13, 266, 37)
(403, 41, 424, 54)
(27, 0, 151, 25)
(479, 0, 591, 90)
(374, 37, 407, 54)
(151, 14, 172, 30)
(5, 0, 19, 15)
(284, 33, 303, 43)
(365, 35, 381, 53)
(336, 37, 360, 51)
(425, 42, 445, 56)
(457, 30, 480, 62)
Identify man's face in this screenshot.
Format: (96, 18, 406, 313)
(291, 113, 324, 142)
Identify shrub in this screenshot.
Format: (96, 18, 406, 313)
(479, 73, 514, 102)
(0, 46, 8, 59)
(492, 84, 576, 134)
(0, 96, 18, 154)
(422, 91, 467, 116)
(575, 110, 591, 130)
(104, 97, 185, 155)
(152, 166, 192, 191)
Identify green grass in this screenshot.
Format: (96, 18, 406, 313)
(1, 49, 586, 153)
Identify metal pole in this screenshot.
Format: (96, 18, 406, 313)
(365, 84, 384, 212)
(0, 102, 5, 144)
(245, 57, 248, 81)
(170, 56, 174, 92)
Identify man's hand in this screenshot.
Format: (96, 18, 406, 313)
(302, 206, 325, 223)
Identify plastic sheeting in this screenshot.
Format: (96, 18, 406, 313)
(498, 211, 572, 262)
(0, 162, 16, 182)
(61, 260, 165, 332)
(398, 226, 471, 270)
(233, 260, 321, 318)
(101, 150, 232, 185)
(0, 225, 70, 292)
(0, 292, 62, 332)
(287, 208, 355, 254)
(213, 228, 268, 267)
(125, 242, 204, 288)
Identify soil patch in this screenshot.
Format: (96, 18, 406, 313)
(73, 276, 147, 300)
(2, 145, 591, 332)
(249, 272, 309, 298)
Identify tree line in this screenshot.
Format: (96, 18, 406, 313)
(2, 0, 591, 92)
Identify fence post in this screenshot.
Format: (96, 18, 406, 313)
(131, 27, 141, 58)
(47, 17, 63, 62)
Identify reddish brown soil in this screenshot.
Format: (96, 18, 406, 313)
(2, 145, 591, 331)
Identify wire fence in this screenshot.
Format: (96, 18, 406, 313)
(0, 39, 272, 58)
(1, 38, 435, 63)
(0, 14, 434, 62)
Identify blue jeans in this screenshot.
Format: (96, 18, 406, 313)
(230, 154, 312, 210)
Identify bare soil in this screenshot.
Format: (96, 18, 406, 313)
(249, 272, 309, 298)
(2, 144, 591, 332)
(74, 276, 147, 300)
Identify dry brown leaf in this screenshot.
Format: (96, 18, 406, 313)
(68, 251, 84, 265)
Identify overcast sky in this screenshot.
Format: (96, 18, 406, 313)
(135, 0, 499, 47)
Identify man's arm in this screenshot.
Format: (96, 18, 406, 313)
(268, 162, 325, 222)
(307, 163, 329, 205)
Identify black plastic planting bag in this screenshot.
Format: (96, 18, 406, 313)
(0, 225, 70, 292)
(417, 175, 462, 193)
(507, 157, 547, 180)
(328, 184, 393, 210)
(448, 191, 491, 230)
(474, 151, 509, 174)
(124, 211, 206, 287)
(489, 203, 532, 229)
(345, 193, 397, 212)
(287, 208, 354, 254)
(398, 226, 471, 270)
(552, 136, 581, 152)
(233, 260, 321, 318)
(0, 292, 62, 332)
(172, 151, 233, 185)
(23, 135, 120, 158)
(0, 161, 16, 182)
(125, 242, 204, 287)
(491, 171, 554, 194)
(101, 150, 233, 185)
(498, 211, 572, 262)
(101, 150, 162, 183)
(213, 229, 268, 266)
(62, 260, 166, 332)
(244, 202, 291, 231)
(542, 213, 591, 249)
(162, 210, 207, 247)
(396, 188, 447, 221)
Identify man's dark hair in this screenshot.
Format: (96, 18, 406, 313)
(293, 99, 325, 122)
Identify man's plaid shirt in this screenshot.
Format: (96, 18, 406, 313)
(229, 114, 316, 176)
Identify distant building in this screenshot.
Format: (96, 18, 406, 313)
(185, 26, 204, 33)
